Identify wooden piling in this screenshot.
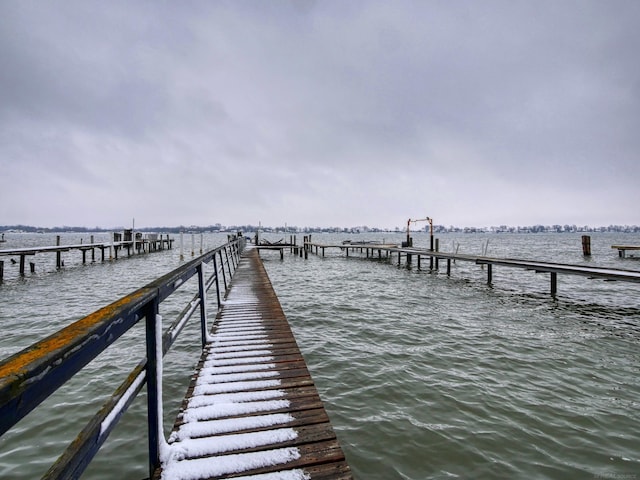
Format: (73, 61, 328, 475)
(0, 260, 3, 282)
(582, 235, 591, 256)
(56, 236, 62, 269)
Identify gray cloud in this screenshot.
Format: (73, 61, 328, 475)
(1, 1, 638, 229)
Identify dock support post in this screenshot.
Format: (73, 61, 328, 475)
(551, 272, 557, 296)
(0, 261, 3, 282)
(417, 255, 421, 270)
(582, 235, 591, 256)
(447, 258, 451, 276)
(91, 235, 95, 262)
(56, 235, 62, 269)
(487, 264, 493, 285)
(20, 255, 25, 276)
(280, 248, 284, 260)
(435, 239, 440, 271)
(30, 262, 35, 273)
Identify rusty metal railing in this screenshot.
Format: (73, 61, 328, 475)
(0, 235, 246, 479)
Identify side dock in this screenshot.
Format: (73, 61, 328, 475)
(0, 233, 173, 281)
(154, 247, 352, 479)
(303, 241, 640, 295)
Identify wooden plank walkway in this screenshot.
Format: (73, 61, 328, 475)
(153, 248, 352, 480)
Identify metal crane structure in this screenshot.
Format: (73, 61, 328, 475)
(406, 216, 433, 249)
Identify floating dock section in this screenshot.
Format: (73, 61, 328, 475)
(153, 248, 352, 480)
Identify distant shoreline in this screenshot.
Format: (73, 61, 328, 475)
(1, 224, 639, 235)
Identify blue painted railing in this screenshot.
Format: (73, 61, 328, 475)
(0, 235, 246, 479)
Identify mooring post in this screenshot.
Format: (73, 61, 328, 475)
(487, 264, 493, 285)
(19, 255, 26, 276)
(0, 260, 3, 282)
(447, 258, 451, 276)
(56, 235, 62, 269)
(582, 235, 591, 256)
(551, 272, 557, 296)
(30, 262, 35, 273)
(435, 239, 440, 270)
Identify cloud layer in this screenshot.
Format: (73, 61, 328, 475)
(1, 1, 639, 228)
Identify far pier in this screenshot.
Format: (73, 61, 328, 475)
(0, 230, 173, 281)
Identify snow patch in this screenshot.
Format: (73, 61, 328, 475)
(193, 379, 281, 395)
(161, 447, 301, 480)
(169, 413, 294, 442)
(182, 400, 290, 422)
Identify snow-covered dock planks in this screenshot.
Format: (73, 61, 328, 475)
(153, 248, 352, 480)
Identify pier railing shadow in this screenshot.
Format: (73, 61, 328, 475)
(0, 235, 246, 479)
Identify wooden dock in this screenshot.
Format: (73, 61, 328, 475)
(611, 245, 640, 258)
(0, 234, 173, 280)
(153, 248, 352, 480)
(305, 241, 640, 295)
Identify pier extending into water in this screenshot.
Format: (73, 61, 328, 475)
(301, 239, 640, 296)
(0, 232, 173, 281)
(0, 235, 350, 479)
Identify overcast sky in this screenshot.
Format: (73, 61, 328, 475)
(1, 1, 639, 229)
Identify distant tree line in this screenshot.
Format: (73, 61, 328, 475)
(2, 223, 639, 234)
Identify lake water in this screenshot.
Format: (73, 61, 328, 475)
(0, 232, 639, 479)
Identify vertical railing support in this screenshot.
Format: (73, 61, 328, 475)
(197, 263, 207, 348)
(145, 298, 164, 478)
(219, 250, 228, 291)
(224, 246, 232, 280)
(213, 254, 221, 308)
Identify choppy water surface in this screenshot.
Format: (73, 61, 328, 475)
(1, 232, 639, 479)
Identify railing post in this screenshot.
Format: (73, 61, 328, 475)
(197, 263, 207, 348)
(213, 253, 221, 308)
(145, 298, 165, 477)
(219, 250, 228, 291)
(224, 246, 232, 279)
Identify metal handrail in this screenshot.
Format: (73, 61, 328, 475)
(0, 235, 246, 479)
